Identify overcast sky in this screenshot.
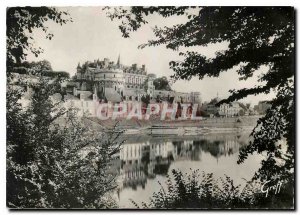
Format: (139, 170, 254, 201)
(26, 7, 275, 105)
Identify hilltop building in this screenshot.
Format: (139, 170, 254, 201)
(10, 56, 202, 118)
(67, 57, 150, 102)
(66, 56, 201, 105)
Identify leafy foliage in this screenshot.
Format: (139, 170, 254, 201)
(7, 7, 72, 71)
(12, 60, 70, 78)
(7, 76, 122, 208)
(238, 79, 294, 183)
(30, 60, 53, 71)
(153, 76, 172, 91)
(105, 6, 295, 184)
(142, 77, 149, 92)
(132, 169, 294, 209)
(41, 71, 70, 79)
(141, 94, 151, 106)
(104, 7, 193, 38)
(6, 6, 119, 209)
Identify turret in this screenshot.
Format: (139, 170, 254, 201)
(77, 62, 81, 73)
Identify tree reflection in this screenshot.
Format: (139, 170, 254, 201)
(114, 134, 245, 191)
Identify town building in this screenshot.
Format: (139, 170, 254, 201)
(218, 102, 240, 117)
(204, 96, 250, 117)
(205, 97, 221, 116)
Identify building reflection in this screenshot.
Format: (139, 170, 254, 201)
(112, 134, 246, 192)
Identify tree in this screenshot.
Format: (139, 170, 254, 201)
(104, 7, 295, 183)
(13, 60, 52, 74)
(7, 76, 122, 208)
(6, 7, 72, 72)
(13, 60, 70, 78)
(32, 60, 53, 71)
(142, 77, 149, 92)
(153, 76, 172, 91)
(6, 7, 120, 208)
(141, 94, 150, 106)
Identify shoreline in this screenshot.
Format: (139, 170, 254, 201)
(83, 115, 261, 136)
(124, 126, 253, 136)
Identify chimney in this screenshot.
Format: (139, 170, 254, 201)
(132, 64, 137, 70)
(104, 58, 109, 68)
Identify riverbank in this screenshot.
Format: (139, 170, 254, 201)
(83, 115, 261, 135)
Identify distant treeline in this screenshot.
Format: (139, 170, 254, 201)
(12, 67, 69, 78)
(12, 60, 70, 78)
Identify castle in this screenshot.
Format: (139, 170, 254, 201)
(10, 56, 202, 118)
(65, 56, 201, 105)
(66, 56, 156, 102)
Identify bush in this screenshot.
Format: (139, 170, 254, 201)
(131, 169, 294, 209)
(7, 76, 122, 208)
(43, 71, 70, 78)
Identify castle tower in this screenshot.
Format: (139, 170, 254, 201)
(77, 63, 81, 72)
(76, 62, 82, 78)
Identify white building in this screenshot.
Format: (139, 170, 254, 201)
(218, 102, 240, 117)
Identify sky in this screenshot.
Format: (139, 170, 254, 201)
(26, 6, 275, 105)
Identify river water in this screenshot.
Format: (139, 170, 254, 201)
(108, 132, 263, 208)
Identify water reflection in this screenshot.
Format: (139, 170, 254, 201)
(109, 133, 262, 208)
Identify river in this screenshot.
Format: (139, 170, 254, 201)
(107, 132, 264, 208)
